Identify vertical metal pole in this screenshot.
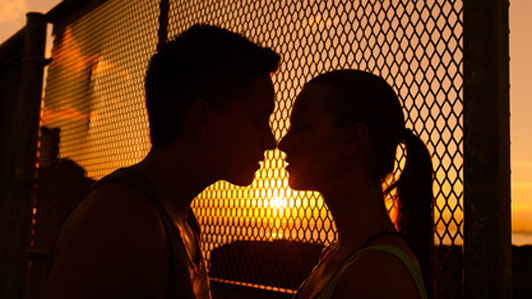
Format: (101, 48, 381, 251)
(157, 0, 169, 50)
(463, 0, 511, 298)
(3, 12, 47, 299)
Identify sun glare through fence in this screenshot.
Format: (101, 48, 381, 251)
(168, 0, 464, 255)
(37, 0, 464, 294)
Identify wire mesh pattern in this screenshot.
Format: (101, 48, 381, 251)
(36, 0, 464, 295)
(42, 0, 159, 178)
(32, 0, 159, 297)
(168, 0, 464, 290)
(36, 0, 159, 264)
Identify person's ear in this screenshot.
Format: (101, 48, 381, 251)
(344, 122, 370, 155)
(187, 99, 210, 136)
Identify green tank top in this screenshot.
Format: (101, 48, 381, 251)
(294, 242, 427, 299)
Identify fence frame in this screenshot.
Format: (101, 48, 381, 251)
(463, 0, 512, 297)
(0, 25, 26, 299)
(0, 12, 47, 299)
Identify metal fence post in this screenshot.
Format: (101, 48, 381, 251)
(3, 12, 47, 299)
(157, 0, 169, 50)
(463, 0, 511, 298)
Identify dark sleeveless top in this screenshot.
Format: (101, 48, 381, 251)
(52, 167, 211, 299)
(293, 231, 427, 299)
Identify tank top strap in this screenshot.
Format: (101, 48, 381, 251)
(317, 244, 427, 299)
(86, 168, 157, 203)
(358, 245, 427, 299)
(86, 168, 185, 298)
(94, 168, 175, 223)
(84, 168, 177, 252)
(294, 231, 398, 299)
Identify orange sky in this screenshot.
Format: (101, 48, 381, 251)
(509, 0, 532, 232)
(1, 0, 531, 234)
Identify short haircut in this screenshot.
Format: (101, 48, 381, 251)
(145, 24, 281, 147)
(307, 70, 434, 292)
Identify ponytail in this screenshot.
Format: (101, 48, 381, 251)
(307, 70, 434, 296)
(395, 129, 435, 297)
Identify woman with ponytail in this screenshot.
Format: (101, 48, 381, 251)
(279, 70, 434, 298)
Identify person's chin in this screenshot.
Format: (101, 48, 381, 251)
(228, 176, 255, 186)
(226, 169, 258, 186)
(287, 175, 307, 191)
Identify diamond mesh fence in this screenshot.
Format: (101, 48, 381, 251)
(31, 1, 159, 297)
(168, 0, 464, 293)
(34, 0, 464, 296)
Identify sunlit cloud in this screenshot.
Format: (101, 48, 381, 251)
(0, 0, 26, 22)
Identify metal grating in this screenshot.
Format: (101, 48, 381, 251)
(36, 0, 464, 296)
(32, 1, 159, 297)
(42, 0, 159, 177)
(38, 0, 160, 247)
(168, 0, 464, 292)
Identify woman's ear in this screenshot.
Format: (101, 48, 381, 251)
(344, 122, 370, 155)
(186, 99, 210, 137)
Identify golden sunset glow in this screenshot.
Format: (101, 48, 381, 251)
(36, 0, 466, 250)
(1, 0, 530, 246)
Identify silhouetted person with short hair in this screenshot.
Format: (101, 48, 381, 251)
(42, 24, 280, 299)
(279, 70, 433, 299)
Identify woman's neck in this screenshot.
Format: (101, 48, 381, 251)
(320, 174, 396, 256)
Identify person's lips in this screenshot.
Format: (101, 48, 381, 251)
(285, 160, 294, 171)
(254, 159, 264, 169)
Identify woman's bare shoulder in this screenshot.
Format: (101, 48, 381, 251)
(332, 241, 421, 299)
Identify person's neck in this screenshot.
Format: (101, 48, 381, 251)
(132, 144, 215, 224)
(320, 173, 396, 257)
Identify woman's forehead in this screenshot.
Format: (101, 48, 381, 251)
(294, 84, 333, 111)
(291, 84, 337, 123)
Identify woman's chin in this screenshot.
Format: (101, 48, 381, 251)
(287, 177, 314, 191)
(225, 169, 258, 187)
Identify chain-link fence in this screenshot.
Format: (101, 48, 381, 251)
(168, 0, 464, 294)
(31, 0, 465, 297)
(30, 1, 159, 297)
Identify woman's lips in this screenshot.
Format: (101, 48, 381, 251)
(285, 163, 293, 172)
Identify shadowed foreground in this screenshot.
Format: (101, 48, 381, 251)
(209, 240, 532, 299)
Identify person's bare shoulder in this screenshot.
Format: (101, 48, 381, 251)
(42, 183, 169, 299)
(333, 249, 420, 299)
